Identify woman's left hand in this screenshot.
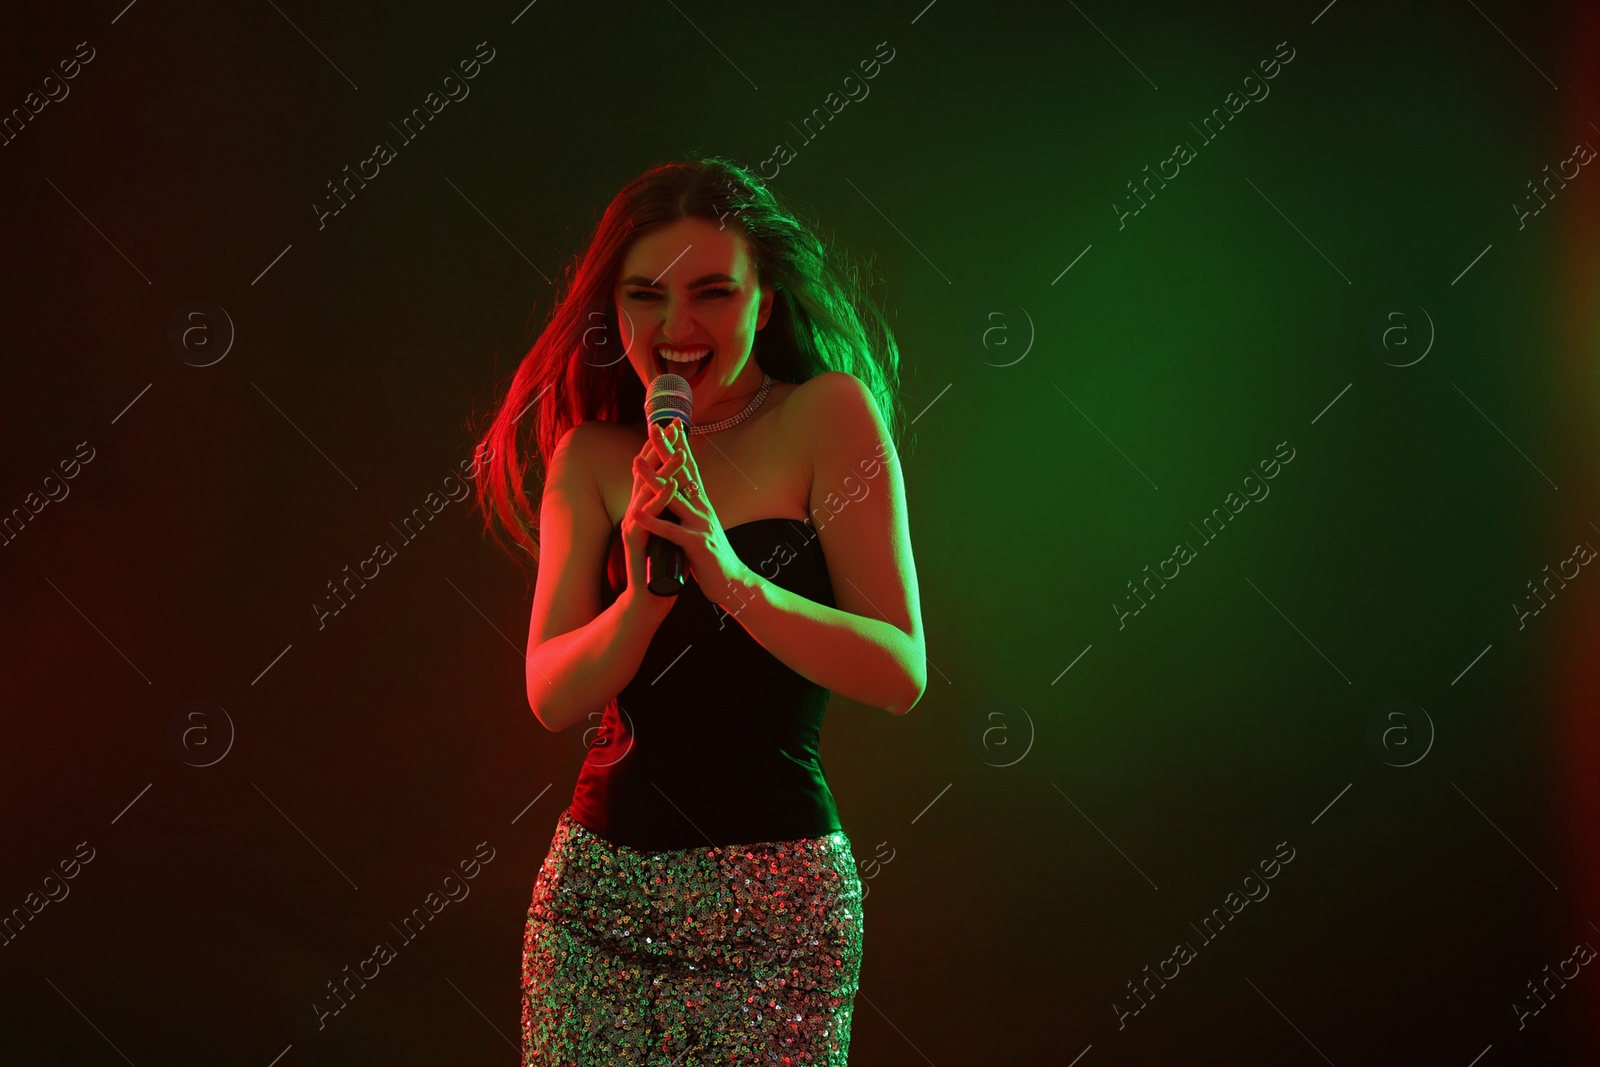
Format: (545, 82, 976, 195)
(635, 420, 759, 610)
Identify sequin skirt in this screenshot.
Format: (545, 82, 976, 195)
(521, 807, 864, 1066)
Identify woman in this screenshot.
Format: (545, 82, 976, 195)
(472, 157, 925, 1065)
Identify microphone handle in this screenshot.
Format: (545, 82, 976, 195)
(645, 510, 686, 596)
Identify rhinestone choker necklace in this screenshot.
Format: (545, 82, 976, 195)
(688, 373, 774, 436)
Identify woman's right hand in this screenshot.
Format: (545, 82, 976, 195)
(620, 422, 689, 617)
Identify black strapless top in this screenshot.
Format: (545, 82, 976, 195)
(567, 516, 843, 852)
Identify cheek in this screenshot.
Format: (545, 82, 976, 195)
(720, 306, 756, 339)
(617, 311, 645, 352)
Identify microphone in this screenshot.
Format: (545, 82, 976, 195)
(643, 372, 693, 596)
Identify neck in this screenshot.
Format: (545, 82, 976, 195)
(696, 368, 767, 425)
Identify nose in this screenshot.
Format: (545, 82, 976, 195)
(660, 292, 696, 343)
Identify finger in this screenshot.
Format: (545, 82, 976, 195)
(631, 463, 670, 514)
(633, 452, 666, 482)
(642, 429, 665, 463)
(641, 450, 685, 491)
(649, 421, 675, 460)
(630, 457, 658, 496)
(671, 456, 698, 497)
(637, 449, 680, 478)
(668, 421, 688, 455)
(635, 508, 671, 538)
(669, 423, 697, 468)
(678, 444, 700, 484)
(629, 481, 672, 528)
(639, 484, 682, 529)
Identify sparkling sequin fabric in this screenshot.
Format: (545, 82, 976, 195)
(522, 807, 864, 1065)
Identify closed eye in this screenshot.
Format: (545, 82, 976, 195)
(627, 288, 734, 301)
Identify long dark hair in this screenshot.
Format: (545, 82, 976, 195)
(469, 156, 907, 575)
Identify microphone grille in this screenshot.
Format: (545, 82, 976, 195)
(645, 372, 693, 427)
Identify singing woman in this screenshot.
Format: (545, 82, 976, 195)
(472, 156, 924, 1065)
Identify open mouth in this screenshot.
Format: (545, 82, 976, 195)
(655, 346, 713, 386)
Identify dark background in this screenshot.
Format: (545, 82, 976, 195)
(3, 0, 1598, 1063)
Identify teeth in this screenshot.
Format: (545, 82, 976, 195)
(658, 347, 711, 362)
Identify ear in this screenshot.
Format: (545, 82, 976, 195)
(755, 285, 775, 331)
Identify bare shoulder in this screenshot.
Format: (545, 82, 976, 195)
(581, 419, 648, 471)
(567, 419, 645, 450)
(784, 370, 873, 414)
(549, 420, 604, 491)
(557, 420, 644, 524)
(784, 367, 889, 460)
(780, 371, 879, 446)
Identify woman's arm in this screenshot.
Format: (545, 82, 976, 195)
(722, 372, 926, 715)
(726, 577, 924, 715)
(528, 587, 670, 732)
(526, 424, 672, 732)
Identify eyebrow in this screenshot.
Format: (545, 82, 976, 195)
(618, 272, 739, 289)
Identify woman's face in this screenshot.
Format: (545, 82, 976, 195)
(614, 216, 774, 423)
